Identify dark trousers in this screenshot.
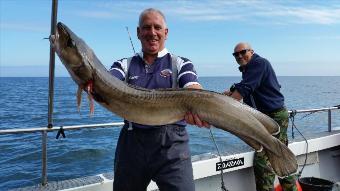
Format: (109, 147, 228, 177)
(113, 124, 195, 191)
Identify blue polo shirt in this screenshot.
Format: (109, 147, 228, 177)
(234, 53, 285, 113)
(109, 48, 200, 128)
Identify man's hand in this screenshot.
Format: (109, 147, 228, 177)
(185, 112, 210, 128)
(223, 89, 243, 101)
(223, 90, 233, 96)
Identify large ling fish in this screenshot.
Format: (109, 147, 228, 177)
(51, 22, 297, 177)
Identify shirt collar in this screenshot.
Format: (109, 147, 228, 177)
(137, 48, 169, 59)
(238, 66, 244, 72)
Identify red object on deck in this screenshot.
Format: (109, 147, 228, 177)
(275, 180, 302, 191)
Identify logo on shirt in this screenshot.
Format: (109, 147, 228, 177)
(129, 75, 139, 80)
(160, 69, 172, 78)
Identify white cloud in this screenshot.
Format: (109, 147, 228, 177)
(294, 8, 340, 25)
(74, 0, 340, 25)
(257, 5, 340, 25)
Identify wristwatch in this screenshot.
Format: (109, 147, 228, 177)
(230, 84, 236, 92)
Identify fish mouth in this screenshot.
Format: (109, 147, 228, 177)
(50, 22, 72, 50)
(49, 34, 56, 45)
(56, 22, 70, 38)
(53, 22, 94, 88)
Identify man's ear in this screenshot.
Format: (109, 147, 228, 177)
(137, 27, 140, 40)
(165, 28, 168, 40)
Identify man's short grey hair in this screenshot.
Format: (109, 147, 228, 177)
(236, 42, 253, 50)
(234, 42, 253, 53)
(138, 8, 167, 27)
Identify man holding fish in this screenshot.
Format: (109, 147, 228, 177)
(225, 42, 297, 191)
(109, 8, 209, 191)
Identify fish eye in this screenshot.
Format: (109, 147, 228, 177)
(67, 38, 75, 47)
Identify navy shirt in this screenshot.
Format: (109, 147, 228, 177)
(109, 48, 200, 128)
(234, 53, 284, 113)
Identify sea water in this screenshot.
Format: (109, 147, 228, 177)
(0, 76, 339, 190)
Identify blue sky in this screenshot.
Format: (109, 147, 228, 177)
(1, 0, 340, 77)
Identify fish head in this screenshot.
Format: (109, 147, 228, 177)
(51, 22, 93, 86)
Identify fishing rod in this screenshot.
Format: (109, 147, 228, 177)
(125, 26, 136, 54)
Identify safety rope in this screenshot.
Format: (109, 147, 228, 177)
(298, 104, 339, 120)
(289, 111, 308, 178)
(300, 110, 322, 121)
(209, 128, 228, 191)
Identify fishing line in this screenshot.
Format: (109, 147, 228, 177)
(289, 111, 308, 177)
(209, 128, 228, 191)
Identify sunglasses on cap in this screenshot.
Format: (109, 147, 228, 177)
(232, 49, 251, 57)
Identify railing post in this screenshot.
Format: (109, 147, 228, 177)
(328, 109, 332, 132)
(44, 0, 58, 186)
(42, 131, 47, 185)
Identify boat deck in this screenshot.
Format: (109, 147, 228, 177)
(11, 129, 340, 191)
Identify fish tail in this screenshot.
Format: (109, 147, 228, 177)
(77, 86, 82, 112)
(235, 130, 297, 176)
(265, 140, 298, 177)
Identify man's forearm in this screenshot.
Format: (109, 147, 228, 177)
(186, 84, 203, 90)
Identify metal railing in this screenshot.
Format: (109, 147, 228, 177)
(288, 106, 339, 132)
(0, 106, 339, 186)
(0, 122, 124, 135)
(0, 121, 125, 187)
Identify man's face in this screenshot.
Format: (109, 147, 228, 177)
(137, 12, 168, 56)
(233, 44, 253, 66)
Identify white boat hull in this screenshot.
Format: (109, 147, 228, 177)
(16, 129, 338, 191)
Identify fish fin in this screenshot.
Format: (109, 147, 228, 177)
(247, 107, 280, 135)
(88, 94, 94, 116)
(256, 145, 263, 153)
(77, 86, 82, 112)
(265, 141, 298, 177)
(271, 125, 280, 136)
(236, 133, 263, 152)
(86, 80, 94, 116)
